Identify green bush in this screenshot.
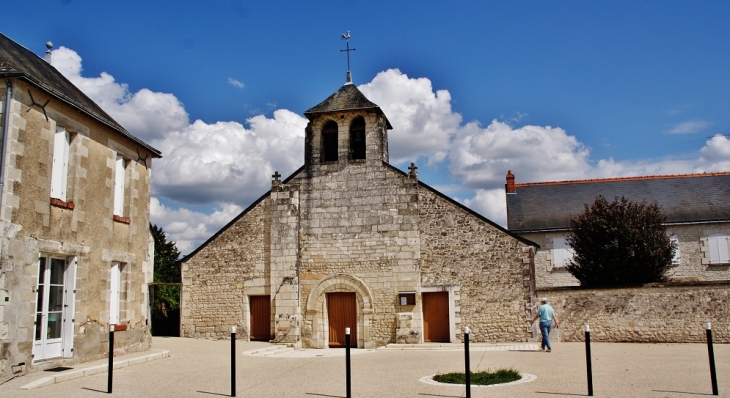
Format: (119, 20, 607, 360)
(433, 368, 521, 385)
(566, 196, 674, 287)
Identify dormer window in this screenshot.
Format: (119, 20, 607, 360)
(321, 121, 338, 162)
(349, 116, 366, 160)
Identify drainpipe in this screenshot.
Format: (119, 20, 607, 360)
(0, 79, 12, 220)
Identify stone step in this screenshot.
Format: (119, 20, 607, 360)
(244, 345, 295, 357)
(378, 343, 539, 351)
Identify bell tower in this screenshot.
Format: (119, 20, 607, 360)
(302, 84, 392, 173)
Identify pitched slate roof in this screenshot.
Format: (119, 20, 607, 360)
(0, 32, 160, 157)
(506, 172, 730, 232)
(304, 83, 392, 129)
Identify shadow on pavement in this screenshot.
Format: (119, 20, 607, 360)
(652, 390, 715, 396)
(81, 387, 107, 394)
(196, 390, 230, 397)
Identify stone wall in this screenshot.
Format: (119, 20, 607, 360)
(419, 186, 534, 343)
(538, 282, 730, 343)
(0, 80, 154, 377)
(181, 198, 270, 339)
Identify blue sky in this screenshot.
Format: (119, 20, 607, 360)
(5, 1, 730, 253)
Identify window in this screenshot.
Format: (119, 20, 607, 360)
(669, 234, 680, 265)
(114, 156, 126, 216)
(708, 234, 729, 264)
(552, 237, 574, 267)
(349, 117, 366, 160)
(50, 127, 69, 200)
(321, 121, 338, 162)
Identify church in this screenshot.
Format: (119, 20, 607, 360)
(179, 73, 539, 348)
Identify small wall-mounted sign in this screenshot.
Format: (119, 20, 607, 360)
(398, 291, 416, 306)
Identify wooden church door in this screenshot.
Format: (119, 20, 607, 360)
(327, 292, 357, 348)
(249, 295, 271, 341)
(423, 291, 450, 342)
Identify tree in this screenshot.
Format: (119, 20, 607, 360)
(152, 224, 181, 284)
(151, 224, 181, 335)
(566, 196, 674, 287)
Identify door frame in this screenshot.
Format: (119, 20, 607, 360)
(33, 254, 77, 362)
(420, 286, 459, 343)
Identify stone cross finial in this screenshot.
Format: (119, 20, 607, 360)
(408, 162, 418, 180)
(272, 171, 281, 182)
(408, 162, 418, 175)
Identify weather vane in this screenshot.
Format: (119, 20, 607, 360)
(340, 31, 356, 84)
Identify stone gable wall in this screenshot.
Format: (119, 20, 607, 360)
(295, 158, 420, 348)
(181, 198, 270, 339)
(539, 283, 730, 343)
(418, 187, 534, 342)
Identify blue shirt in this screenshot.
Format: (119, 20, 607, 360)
(537, 304, 554, 322)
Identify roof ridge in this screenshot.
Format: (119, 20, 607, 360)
(514, 171, 730, 188)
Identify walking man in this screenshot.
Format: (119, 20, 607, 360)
(531, 298, 559, 352)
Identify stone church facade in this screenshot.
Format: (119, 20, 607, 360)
(180, 83, 538, 348)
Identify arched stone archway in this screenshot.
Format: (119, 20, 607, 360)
(303, 274, 374, 349)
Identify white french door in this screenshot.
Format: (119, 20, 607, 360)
(33, 256, 76, 361)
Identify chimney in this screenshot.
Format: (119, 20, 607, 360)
(44, 41, 53, 63)
(506, 170, 516, 193)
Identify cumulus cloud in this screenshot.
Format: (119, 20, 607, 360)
(51, 47, 189, 142)
(53, 50, 730, 252)
(151, 198, 243, 254)
(667, 120, 711, 134)
(151, 111, 306, 205)
(228, 77, 245, 89)
(449, 120, 591, 188)
(359, 69, 460, 165)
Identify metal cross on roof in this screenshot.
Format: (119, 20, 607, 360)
(340, 31, 356, 84)
(272, 171, 281, 182)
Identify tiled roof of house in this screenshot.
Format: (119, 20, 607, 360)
(304, 83, 392, 129)
(0, 32, 161, 157)
(506, 171, 730, 232)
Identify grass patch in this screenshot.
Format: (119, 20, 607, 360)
(433, 368, 521, 385)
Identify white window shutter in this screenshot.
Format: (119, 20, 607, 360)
(110, 262, 121, 324)
(51, 129, 69, 200)
(62, 257, 77, 358)
(670, 235, 680, 264)
(708, 234, 729, 264)
(114, 156, 125, 216)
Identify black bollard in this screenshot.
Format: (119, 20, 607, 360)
(705, 322, 718, 396)
(345, 327, 351, 398)
(108, 324, 114, 394)
(464, 327, 471, 398)
(231, 326, 236, 397)
(584, 324, 593, 396)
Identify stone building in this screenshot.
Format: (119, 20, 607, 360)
(0, 33, 161, 377)
(180, 81, 539, 348)
(505, 170, 730, 288)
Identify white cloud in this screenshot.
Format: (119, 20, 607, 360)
(359, 69, 460, 165)
(228, 77, 245, 89)
(667, 120, 711, 134)
(53, 50, 730, 252)
(51, 47, 189, 142)
(449, 120, 591, 188)
(461, 189, 508, 227)
(150, 198, 243, 254)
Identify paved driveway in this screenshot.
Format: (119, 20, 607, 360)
(1, 337, 727, 397)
